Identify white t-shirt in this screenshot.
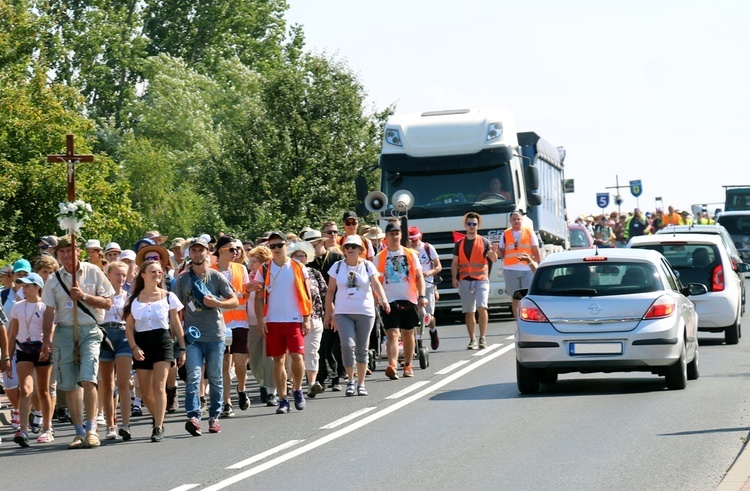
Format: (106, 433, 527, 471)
(413, 242, 439, 285)
(327, 259, 379, 316)
(257, 259, 308, 323)
(11, 300, 46, 343)
(374, 247, 422, 303)
(246, 270, 260, 326)
(499, 229, 540, 271)
(102, 292, 127, 324)
(131, 291, 184, 332)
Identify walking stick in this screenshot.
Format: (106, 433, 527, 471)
(72, 231, 79, 366)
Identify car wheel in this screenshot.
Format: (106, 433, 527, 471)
(516, 360, 540, 394)
(725, 315, 740, 345)
(539, 371, 558, 384)
(665, 342, 688, 390)
(687, 346, 700, 380)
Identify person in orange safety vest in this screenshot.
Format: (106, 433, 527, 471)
(499, 211, 541, 321)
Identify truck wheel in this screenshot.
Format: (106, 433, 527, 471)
(516, 360, 540, 394)
(665, 343, 688, 390)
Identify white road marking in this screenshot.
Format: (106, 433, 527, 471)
(226, 440, 304, 469)
(506, 335, 515, 340)
(319, 407, 377, 429)
(168, 485, 200, 491)
(199, 343, 516, 491)
(473, 343, 503, 356)
(385, 381, 431, 399)
(435, 360, 470, 375)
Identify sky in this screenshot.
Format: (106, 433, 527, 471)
(285, 0, 750, 219)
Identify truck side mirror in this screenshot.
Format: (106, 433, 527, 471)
(355, 175, 368, 201)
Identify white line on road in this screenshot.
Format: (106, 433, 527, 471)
(199, 343, 516, 491)
(319, 407, 377, 429)
(506, 335, 515, 340)
(473, 343, 502, 356)
(435, 360, 470, 375)
(168, 485, 200, 491)
(226, 440, 304, 469)
(385, 381, 431, 399)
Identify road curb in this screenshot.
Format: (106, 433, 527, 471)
(717, 435, 750, 490)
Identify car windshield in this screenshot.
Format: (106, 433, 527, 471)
(569, 228, 590, 248)
(631, 243, 720, 287)
(718, 215, 750, 236)
(529, 262, 660, 296)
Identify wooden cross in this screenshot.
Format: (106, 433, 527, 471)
(47, 134, 94, 202)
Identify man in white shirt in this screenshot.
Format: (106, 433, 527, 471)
(408, 226, 442, 350)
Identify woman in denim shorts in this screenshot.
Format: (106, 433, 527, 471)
(99, 261, 134, 441)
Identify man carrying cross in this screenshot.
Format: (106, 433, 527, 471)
(41, 235, 114, 448)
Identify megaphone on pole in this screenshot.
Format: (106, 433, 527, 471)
(391, 190, 414, 212)
(364, 191, 388, 213)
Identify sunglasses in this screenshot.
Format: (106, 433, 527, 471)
(38, 245, 50, 250)
(343, 244, 360, 250)
(268, 243, 285, 250)
(222, 248, 238, 254)
(466, 222, 479, 227)
(145, 255, 161, 261)
(324, 230, 339, 235)
(344, 220, 357, 226)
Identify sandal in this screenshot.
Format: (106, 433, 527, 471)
(37, 430, 55, 443)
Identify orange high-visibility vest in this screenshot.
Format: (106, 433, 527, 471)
(261, 259, 312, 318)
(457, 236, 489, 280)
(502, 228, 533, 267)
(376, 247, 418, 293)
(211, 262, 248, 324)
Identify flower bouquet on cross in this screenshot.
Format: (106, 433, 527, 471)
(57, 199, 93, 233)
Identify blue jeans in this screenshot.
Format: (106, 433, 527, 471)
(185, 341, 224, 419)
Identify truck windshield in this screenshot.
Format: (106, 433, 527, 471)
(380, 156, 515, 219)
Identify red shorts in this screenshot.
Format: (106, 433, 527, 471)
(265, 322, 305, 357)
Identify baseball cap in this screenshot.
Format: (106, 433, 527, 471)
(385, 222, 400, 234)
(119, 250, 136, 262)
(171, 238, 186, 249)
(13, 259, 32, 274)
(39, 235, 58, 248)
(342, 211, 358, 222)
(185, 237, 210, 250)
(266, 231, 286, 242)
(15, 272, 44, 289)
(408, 226, 422, 240)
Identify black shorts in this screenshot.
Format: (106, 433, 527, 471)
(133, 329, 173, 370)
(225, 327, 249, 355)
(380, 301, 418, 331)
(15, 349, 52, 367)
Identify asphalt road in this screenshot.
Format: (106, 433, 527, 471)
(2, 304, 750, 491)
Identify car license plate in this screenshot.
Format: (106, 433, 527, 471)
(569, 342, 623, 355)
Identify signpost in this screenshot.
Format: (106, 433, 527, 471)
(596, 193, 610, 209)
(630, 179, 642, 209)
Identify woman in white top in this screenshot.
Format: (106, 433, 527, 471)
(324, 235, 390, 397)
(8, 273, 53, 446)
(124, 260, 186, 442)
(99, 261, 134, 441)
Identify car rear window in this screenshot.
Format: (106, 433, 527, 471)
(630, 243, 720, 286)
(529, 262, 660, 296)
(717, 215, 750, 235)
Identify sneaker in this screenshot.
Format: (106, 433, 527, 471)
(357, 384, 368, 396)
(118, 425, 132, 441)
(293, 389, 306, 410)
(151, 427, 163, 442)
(276, 398, 291, 414)
(11, 409, 20, 430)
(208, 418, 221, 433)
(429, 328, 440, 350)
(467, 338, 478, 350)
(220, 403, 235, 418)
(307, 382, 324, 398)
(131, 404, 143, 417)
(83, 430, 101, 448)
(30, 413, 43, 434)
(238, 391, 250, 411)
(479, 337, 487, 349)
(403, 364, 414, 378)
(166, 386, 178, 413)
(185, 417, 202, 436)
(259, 386, 269, 404)
(105, 426, 117, 440)
(13, 431, 29, 448)
(345, 381, 356, 397)
(385, 365, 399, 380)
(331, 378, 342, 391)
(68, 435, 85, 449)
(267, 393, 279, 407)
(57, 407, 71, 424)
(96, 412, 106, 425)
(37, 430, 54, 443)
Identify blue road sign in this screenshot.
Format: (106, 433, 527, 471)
(596, 193, 610, 208)
(630, 180, 643, 198)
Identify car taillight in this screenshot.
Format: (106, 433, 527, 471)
(644, 296, 676, 319)
(519, 299, 548, 322)
(712, 264, 724, 292)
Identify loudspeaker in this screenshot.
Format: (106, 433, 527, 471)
(391, 190, 414, 212)
(365, 191, 388, 213)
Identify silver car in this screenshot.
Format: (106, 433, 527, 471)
(515, 248, 707, 394)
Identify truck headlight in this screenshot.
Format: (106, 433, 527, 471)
(486, 122, 503, 141)
(385, 129, 403, 147)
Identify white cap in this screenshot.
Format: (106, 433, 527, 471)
(119, 249, 136, 262)
(85, 239, 102, 250)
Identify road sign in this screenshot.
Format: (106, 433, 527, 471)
(630, 180, 643, 198)
(596, 193, 610, 209)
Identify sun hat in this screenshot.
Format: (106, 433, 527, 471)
(287, 241, 316, 263)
